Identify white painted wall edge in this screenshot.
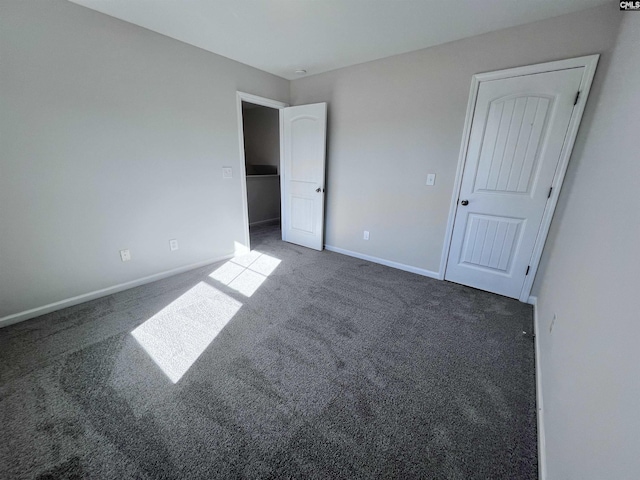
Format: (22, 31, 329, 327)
(529, 295, 548, 480)
(325, 245, 440, 280)
(0, 253, 235, 329)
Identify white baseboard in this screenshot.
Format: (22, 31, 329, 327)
(249, 218, 280, 227)
(530, 295, 547, 480)
(324, 244, 440, 280)
(0, 254, 234, 329)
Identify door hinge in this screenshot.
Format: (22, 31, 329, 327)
(525, 265, 530, 276)
(573, 91, 581, 106)
(547, 186, 553, 199)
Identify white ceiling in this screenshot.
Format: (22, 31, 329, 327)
(70, 0, 608, 80)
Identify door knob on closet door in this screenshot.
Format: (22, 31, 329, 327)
(316, 187, 322, 193)
(460, 199, 469, 206)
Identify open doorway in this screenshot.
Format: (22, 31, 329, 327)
(241, 101, 281, 247)
(236, 92, 327, 253)
(236, 92, 288, 251)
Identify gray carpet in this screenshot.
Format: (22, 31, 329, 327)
(0, 225, 537, 479)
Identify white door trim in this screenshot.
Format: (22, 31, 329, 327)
(439, 55, 599, 302)
(235, 92, 289, 251)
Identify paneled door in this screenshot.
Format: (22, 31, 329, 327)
(445, 68, 584, 299)
(281, 103, 327, 251)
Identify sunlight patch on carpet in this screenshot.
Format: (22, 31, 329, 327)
(209, 251, 281, 297)
(131, 281, 241, 383)
(132, 251, 281, 383)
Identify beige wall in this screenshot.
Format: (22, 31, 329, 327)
(290, 5, 621, 274)
(532, 14, 640, 480)
(0, 0, 289, 321)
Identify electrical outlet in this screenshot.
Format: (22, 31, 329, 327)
(363, 230, 370, 240)
(222, 167, 233, 178)
(169, 239, 179, 251)
(426, 173, 436, 186)
(120, 249, 131, 262)
(549, 314, 556, 333)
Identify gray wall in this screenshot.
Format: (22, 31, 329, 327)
(246, 176, 281, 226)
(290, 4, 621, 274)
(242, 106, 280, 168)
(242, 106, 281, 225)
(531, 14, 640, 480)
(0, 0, 289, 320)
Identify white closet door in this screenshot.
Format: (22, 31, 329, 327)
(281, 103, 327, 251)
(445, 68, 584, 299)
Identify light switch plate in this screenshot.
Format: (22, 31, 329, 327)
(426, 174, 436, 186)
(222, 167, 233, 179)
(120, 249, 131, 262)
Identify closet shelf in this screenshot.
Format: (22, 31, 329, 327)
(246, 174, 280, 177)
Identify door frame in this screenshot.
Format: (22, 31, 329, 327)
(235, 92, 289, 252)
(439, 55, 599, 302)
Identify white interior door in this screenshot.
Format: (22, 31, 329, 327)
(281, 103, 327, 251)
(445, 68, 584, 299)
